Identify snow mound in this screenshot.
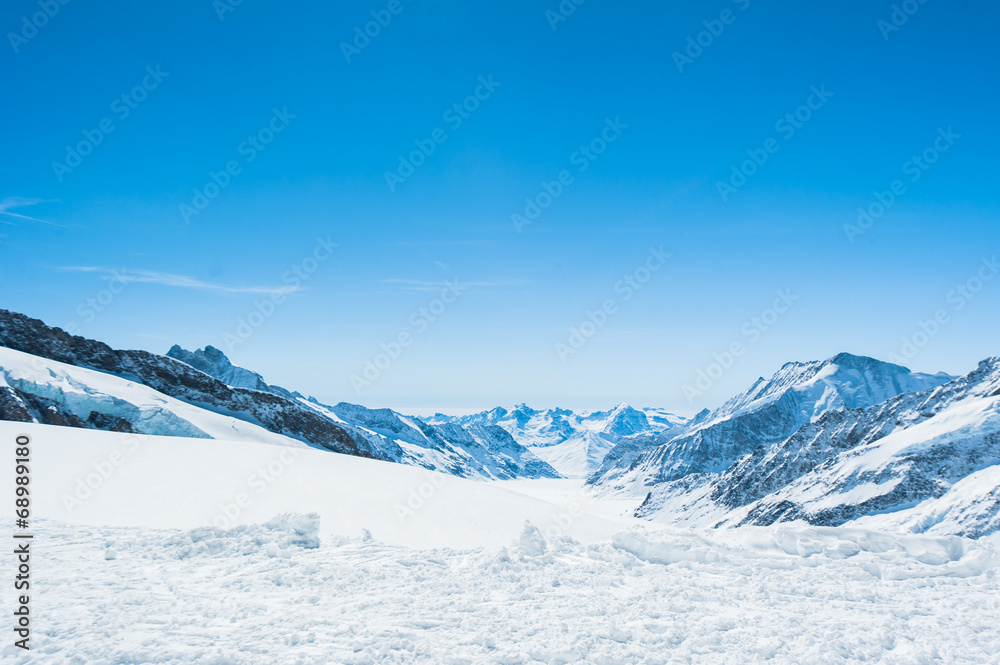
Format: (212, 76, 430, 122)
(615, 524, 1000, 580)
(612, 529, 714, 565)
(264, 512, 322, 549)
(133, 514, 323, 560)
(517, 520, 548, 557)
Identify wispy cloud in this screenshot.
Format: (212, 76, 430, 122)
(0, 197, 66, 228)
(395, 240, 492, 247)
(58, 266, 301, 295)
(379, 278, 527, 292)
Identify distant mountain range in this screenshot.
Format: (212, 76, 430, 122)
(425, 403, 687, 477)
(1, 307, 998, 537)
(0, 309, 556, 480)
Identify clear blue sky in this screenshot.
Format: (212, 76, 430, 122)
(2, 0, 998, 415)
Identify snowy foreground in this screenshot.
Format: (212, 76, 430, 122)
(3, 424, 999, 664)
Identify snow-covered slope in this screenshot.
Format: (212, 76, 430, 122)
(312, 401, 559, 480)
(427, 402, 687, 478)
(607, 356, 1000, 538)
(0, 346, 313, 446)
(714, 358, 1000, 533)
(0, 310, 558, 480)
(0, 309, 382, 459)
(164, 341, 558, 480)
(0, 421, 623, 549)
(4, 421, 1000, 665)
(590, 353, 954, 495)
(853, 463, 1000, 538)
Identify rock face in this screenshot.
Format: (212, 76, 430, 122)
(0, 309, 559, 480)
(716, 358, 1000, 530)
(590, 352, 1000, 537)
(166, 345, 295, 397)
(0, 309, 374, 457)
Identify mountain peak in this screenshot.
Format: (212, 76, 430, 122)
(828, 351, 871, 365)
(165, 345, 291, 397)
(200, 344, 229, 361)
(826, 351, 904, 373)
(167, 344, 233, 367)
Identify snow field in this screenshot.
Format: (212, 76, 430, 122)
(0, 423, 636, 550)
(2, 517, 998, 665)
(2, 422, 998, 664)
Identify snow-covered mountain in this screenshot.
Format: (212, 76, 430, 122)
(306, 401, 558, 481)
(712, 357, 1000, 536)
(0, 309, 557, 480)
(590, 352, 1000, 538)
(590, 353, 954, 493)
(426, 403, 688, 478)
(4, 306, 999, 537)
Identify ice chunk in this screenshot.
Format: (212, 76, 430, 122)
(518, 520, 547, 556)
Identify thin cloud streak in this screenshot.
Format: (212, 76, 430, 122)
(0, 197, 67, 228)
(379, 278, 528, 292)
(58, 266, 302, 295)
(380, 278, 528, 290)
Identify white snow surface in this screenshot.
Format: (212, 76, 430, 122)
(3, 422, 1000, 664)
(0, 422, 626, 550)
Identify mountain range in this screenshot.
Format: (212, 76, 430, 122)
(424, 403, 687, 477)
(1, 307, 998, 537)
(0, 309, 556, 480)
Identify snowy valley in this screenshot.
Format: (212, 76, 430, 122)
(2, 307, 1000, 663)
(2, 307, 1000, 538)
(2, 422, 999, 664)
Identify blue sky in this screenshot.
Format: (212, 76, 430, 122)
(2, 0, 998, 415)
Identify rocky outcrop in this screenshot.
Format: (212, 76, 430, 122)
(0, 309, 376, 458)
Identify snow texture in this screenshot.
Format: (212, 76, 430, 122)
(2, 518, 997, 665)
(3, 423, 999, 664)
